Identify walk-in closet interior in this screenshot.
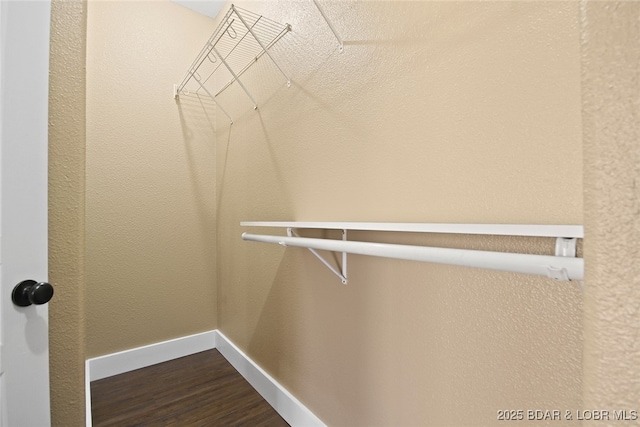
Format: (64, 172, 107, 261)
(46, 0, 640, 425)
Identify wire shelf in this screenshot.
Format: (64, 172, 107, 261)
(174, 5, 291, 123)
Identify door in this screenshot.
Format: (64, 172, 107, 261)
(0, 0, 52, 426)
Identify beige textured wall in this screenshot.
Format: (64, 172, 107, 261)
(49, 0, 87, 425)
(85, 0, 218, 357)
(216, 1, 583, 426)
(581, 0, 640, 417)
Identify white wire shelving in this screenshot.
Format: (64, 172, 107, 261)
(241, 222, 584, 284)
(174, 4, 292, 123)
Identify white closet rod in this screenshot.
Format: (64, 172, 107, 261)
(241, 232, 584, 281)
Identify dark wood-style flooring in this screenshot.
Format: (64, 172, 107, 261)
(91, 349, 290, 426)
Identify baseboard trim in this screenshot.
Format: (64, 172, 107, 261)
(85, 329, 325, 427)
(87, 330, 217, 382)
(214, 330, 326, 427)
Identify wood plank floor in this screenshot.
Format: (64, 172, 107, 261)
(91, 349, 290, 426)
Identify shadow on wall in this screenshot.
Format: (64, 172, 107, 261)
(212, 93, 296, 222)
(176, 93, 217, 243)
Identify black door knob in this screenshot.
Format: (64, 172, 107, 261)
(12, 280, 54, 307)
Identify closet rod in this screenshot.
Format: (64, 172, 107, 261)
(241, 232, 584, 281)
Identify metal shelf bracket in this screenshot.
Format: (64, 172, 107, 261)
(312, 0, 344, 53)
(288, 227, 348, 284)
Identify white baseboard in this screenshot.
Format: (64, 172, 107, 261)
(85, 329, 325, 427)
(87, 330, 217, 381)
(214, 330, 326, 427)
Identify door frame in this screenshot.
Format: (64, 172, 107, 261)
(0, 0, 52, 425)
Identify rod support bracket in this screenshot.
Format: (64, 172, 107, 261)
(341, 229, 348, 285)
(555, 237, 577, 258)
(547, 238, 578, 281)
(290, 228, 348, 284)
(546, 266, 570, 281)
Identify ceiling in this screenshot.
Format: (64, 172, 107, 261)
(172, 0, 226, 19)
